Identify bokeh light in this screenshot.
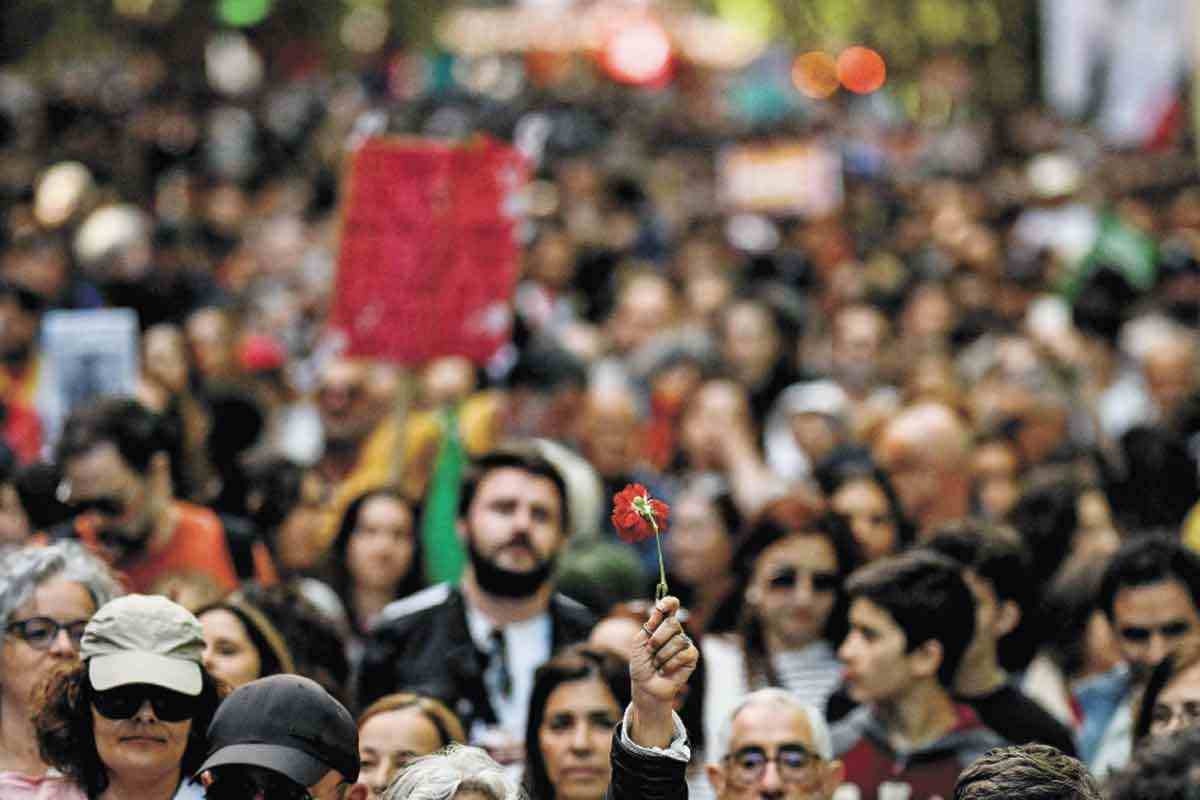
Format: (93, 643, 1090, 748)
(601, 19, 673, 87)
(35, 162, 93, 229)
(792, 51, 839, 99)
(215, 0, 272, 28)
(341, 5, 390, 54)
(837, 46, 887, 94)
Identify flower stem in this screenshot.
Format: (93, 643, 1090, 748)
(652, 518, 668, 601)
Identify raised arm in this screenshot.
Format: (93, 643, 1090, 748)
(628, 595, 699, 748)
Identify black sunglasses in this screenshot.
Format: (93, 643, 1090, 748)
(5, 617, 89, 650)
(1118, 621, 1193, 643)
(68, 496, 127, 517)
(90, 683, 199, 722)
(767, 567, 840, 593)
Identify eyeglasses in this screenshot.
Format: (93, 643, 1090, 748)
(767, 568, 840, 593)
(1150, 700, 1200, 734)
(1118, 621, 1193, 643)
(90, 683, 199, 722)
(725, 745, 821, 786)
(5, 617, 89, 650)
(204, 768, 315, 800)
(68, 496, 127, 518)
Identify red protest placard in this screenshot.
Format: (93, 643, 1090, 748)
(330, 136, 527, 365)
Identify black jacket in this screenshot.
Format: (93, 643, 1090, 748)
(357, 584, 595, 729)
(606, 725, 689, 800)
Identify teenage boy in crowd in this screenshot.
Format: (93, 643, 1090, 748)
(925, 523, 1078, 755)
(833, 551, 1004, 800)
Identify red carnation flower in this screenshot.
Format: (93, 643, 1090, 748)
(611, 483, 671, 600)
(611, 483, 669, 543)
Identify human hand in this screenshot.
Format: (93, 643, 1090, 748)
(628, 596, 698, 747)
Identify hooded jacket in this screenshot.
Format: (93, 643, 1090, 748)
(831, 703, 1005, 800)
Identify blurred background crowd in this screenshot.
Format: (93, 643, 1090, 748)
(2, 0, 1200, 798)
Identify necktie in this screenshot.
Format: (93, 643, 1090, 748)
(490, 629, 512, 699)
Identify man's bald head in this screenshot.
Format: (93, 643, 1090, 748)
(579, 384, 642, 479)
(875, 402, 971, 534)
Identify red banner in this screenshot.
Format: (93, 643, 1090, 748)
(331, 136, 527, 365)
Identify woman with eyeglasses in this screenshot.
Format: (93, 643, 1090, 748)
(702, 501, 861, 754)
(357, 693, 465, 798)
(28, 594, 224, 800)
(0, 543, 121, 791)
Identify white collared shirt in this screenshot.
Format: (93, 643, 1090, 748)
(464, 603, 552, 740)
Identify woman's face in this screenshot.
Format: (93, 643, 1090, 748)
(142, 325, 189, 395)
(347, 496, 415, 592)
(831, 478, 897, 562)
(358, 706, 445, 798)
(1150, 660, 1200, 738)
(970, 441, 1020, 520)
(200, 609, 262, 690)
(1, 577, 95, 708)
(92, 699, 192, 787)
(538, 677, 621, 800)
(275, 472, 329, 573)
(666, 491, 733, 586)
(749, 533, 840, 650)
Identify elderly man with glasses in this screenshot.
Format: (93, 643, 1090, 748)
(706, 688, 844, 800)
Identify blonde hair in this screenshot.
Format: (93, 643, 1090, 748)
(357, 692, 466, 747)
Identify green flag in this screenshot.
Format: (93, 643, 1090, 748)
(421, 406, 467, 584)
(1061, 212, 1157, 302)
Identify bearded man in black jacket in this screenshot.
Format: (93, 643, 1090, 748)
(358, 446, 595, 764)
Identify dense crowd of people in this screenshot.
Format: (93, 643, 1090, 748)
(2, 11, 1200, 800)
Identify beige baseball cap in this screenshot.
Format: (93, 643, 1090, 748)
(80, 594, 205, 696)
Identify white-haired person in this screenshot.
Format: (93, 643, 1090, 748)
(705, 689, 844, 800)
(384, 745, 522, 800)
(386, 596, 699, 800)
(0, 542, 121, 791)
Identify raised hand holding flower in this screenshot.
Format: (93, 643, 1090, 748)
(612, 483, 670, 601)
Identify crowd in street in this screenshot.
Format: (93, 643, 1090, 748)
(2, 14, 1200, 800)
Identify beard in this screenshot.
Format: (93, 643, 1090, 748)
(96, 517, 155, 563)
(467, 536, 555, 599)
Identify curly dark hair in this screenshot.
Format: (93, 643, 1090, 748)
(35, 663, 224, 798)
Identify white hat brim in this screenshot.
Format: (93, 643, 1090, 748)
(89, 652, 202, 696)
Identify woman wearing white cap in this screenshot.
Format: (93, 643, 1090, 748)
(30, 594, 224, 800)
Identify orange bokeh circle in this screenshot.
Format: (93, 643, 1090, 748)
(792, 51, 839, 99)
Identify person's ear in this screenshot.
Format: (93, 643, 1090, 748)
(822, 759, 845, 796)
(909, 638, 944, 680)
(705, 762, 727, 795)
(995, 599, 1021, 639)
